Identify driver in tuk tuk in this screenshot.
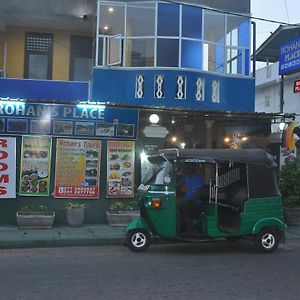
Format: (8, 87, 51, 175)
(177, 163, 204, 233)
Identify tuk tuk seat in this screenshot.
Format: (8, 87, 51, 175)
(219, 182, 248, 213)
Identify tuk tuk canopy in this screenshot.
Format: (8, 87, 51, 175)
(156, 149, 280, 199)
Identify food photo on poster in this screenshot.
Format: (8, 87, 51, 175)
(107, 141, 135, 198)
(19, 136, 52, 196)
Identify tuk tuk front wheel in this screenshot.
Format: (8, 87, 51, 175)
(125, 229, 151, 252)
(255, 228, 279, 253)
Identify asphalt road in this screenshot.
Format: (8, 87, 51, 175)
(0, 239, 299, 300)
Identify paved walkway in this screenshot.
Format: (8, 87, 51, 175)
(0, 224, 300, 249)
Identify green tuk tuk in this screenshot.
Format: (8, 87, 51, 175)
(125, 149, 286, 253)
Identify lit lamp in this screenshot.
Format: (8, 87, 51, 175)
(143, 114, 169, 138)
(171, 136, 177, 143)
(224, 137, 230, 143)
(149, 114, 159, 125)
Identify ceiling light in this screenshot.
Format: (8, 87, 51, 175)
(108, 7, 115, 13)
(149, 114, 159, 125)
(171, 136, 177, 142)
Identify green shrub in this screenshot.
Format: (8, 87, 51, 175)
(65, 200, 88, 209)
(280, 160, 300, 206)
(18, 205, 52, 215)
(108, 201, 138, 212)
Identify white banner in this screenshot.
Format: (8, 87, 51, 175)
(0, 137, 16, 198)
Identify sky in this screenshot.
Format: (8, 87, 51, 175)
(251, 0, 300, 48)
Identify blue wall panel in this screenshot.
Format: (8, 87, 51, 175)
(0, 78, 88, 103)
(91, 68, 255, 112)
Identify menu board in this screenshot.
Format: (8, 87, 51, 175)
(19, 136, 52, 196)
(107, 141, 135, 198)
(54, 138, 101, 199)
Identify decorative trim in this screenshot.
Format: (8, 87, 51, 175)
(196, 77, 205, 101)
(212, 79, 220, 103)
(154, 75, 164, 98)
(135, 75, 144, 98)
(175, 75, 186, 99)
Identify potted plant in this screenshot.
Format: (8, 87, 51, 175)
(106, 201, 140, 226)
(16, 205, 55, 229)
(280, 160, 300, 225)
(65, 200, 88, 227)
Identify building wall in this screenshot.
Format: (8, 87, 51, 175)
(0, 26, 92, 80)
(255, 61, 300, 123)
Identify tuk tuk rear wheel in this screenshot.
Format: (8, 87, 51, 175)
(255, 228, 279, 253)
(125, 229, 150, 252)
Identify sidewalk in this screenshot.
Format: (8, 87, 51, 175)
(0, 224, 300, 249)
(0, 224, 126, 249)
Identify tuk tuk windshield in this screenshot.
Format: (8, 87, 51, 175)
(142, 159, 173, 185)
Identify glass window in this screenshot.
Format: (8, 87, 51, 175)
(126, 3, 155, 36)
(244, 49, 250, 75)
(73, 57, 93, 81)
(227, 48, 244, 75)
(203, 43, 224, 74)
(181, 40, 202, 69)
(157, 39, 179, 67)
(204, 11, 225, 44)
(182, 5, 202, 39)
(28, 54, 48, 79)
(24, 32, 53, 79)
(157, 3, 179, 36)
(227, 15, 250, 47)
(99, 3, 125, 35)
(125, 39, 154, 67)
(70, 36, 93, 81)
(238, 20, 250, 47)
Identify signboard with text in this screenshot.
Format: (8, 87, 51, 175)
(0, 137, 16, 198)
(54, 138, 101, 199)
(294, 79, 300, 93)
(279, 36, 300, 75)
(107, 141, 135, 198)
(0, 100, 138, 139)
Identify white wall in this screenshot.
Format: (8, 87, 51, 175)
(255, 61, 300, 123)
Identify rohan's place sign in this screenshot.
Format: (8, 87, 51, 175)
(0, 99, 139, 139)
(279, 36, 300, 75)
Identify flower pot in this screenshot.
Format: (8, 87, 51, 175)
(106, 211, 140, 227)
(16, 212, 55, 229)
(66, 208, 85, 227)
(284, 207, 300, 225)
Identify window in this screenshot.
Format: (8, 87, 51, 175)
(24, 32, 53, 79)
(126, 3, 155, 37)
(69, 36, 93, 82)
(204, 11, 225, 44)
(99, 3, 125, 35)
(182, 6, 202, 39)
(125, 39, 154, 67)
(157, 3, 179, 36)
(181, 40, 202, 69)
(157, 39, 179, 67)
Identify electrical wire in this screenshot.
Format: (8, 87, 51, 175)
(283, 0, 290, 24)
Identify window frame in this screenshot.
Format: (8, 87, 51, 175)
(24, 32, 53, 80)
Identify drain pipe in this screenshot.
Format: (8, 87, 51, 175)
(251, 21, 256, 77)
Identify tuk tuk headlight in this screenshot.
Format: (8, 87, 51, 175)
(144, 197, 163, 208)
(151, 198, 162, 208)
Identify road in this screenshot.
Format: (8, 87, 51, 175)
(0, 239, 299, 300)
